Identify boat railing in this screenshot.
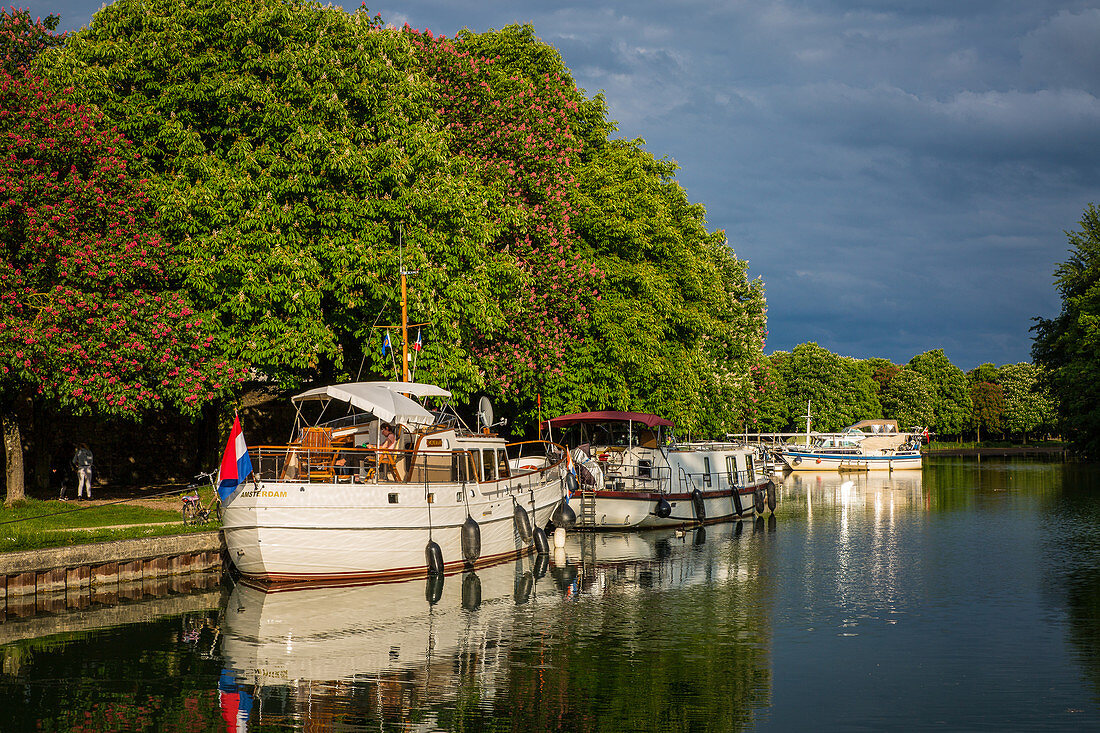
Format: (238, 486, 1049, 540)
(599, 464, 671, 492)
(248, 440, 566, 486)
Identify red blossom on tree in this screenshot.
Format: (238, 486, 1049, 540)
(408, 28, 600, 399)
(0, 15, 241, 501)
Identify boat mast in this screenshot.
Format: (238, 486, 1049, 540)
(803, 400, 812, 444)
(400, 268, 409, 383)
(398, 228, 417, 383)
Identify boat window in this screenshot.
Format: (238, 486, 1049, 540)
(453, 452, 474, 482)
(703, 457, 712, 487)
(388, 493, 399, 504)
(481, 449, 496, 481)
(496, 449, 511, 478)
(745, 453, 755, 482)
(726, 456, 737, 485)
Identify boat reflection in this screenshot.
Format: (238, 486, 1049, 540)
(779, 469, 926, 518)
(220, 520, 776, 730)
(549, 521, 771, 599)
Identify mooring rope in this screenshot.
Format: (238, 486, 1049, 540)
(0, 486, 192, 527)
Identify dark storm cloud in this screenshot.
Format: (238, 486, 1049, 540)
(38, 0, 1100, 368)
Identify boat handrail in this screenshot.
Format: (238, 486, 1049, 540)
(248, 440, 566, 486)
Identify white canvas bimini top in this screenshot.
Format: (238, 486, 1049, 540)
(291, 382, 450, 427)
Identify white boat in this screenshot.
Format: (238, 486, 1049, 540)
(221, 382, 570, 584)
(775, 419, 924, 472)
(543, 411, 776, 530)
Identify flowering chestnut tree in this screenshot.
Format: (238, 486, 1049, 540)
(408, 25, 600, 413)
(0, 33, 240, 501)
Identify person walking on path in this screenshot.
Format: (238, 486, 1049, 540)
(72, 443, 94, 500)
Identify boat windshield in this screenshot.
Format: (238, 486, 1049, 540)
(556, 422, 663, 449)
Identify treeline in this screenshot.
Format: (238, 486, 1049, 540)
(746, 343, 1057, 443)
(0, 2, 766, 499)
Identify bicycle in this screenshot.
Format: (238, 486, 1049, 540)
(182, 470, 222, 525)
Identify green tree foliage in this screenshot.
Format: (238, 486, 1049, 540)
(0, 11, 239, 502)
(967, 362, 999, 385)
(568, 138, 767, 434)
(1032, 204, 1100, 456)
(907, 349, 971, 438)
(771, 343, 881, 432)
(866, 357, 899, 397)
(747, 352, 786, 432)
(52, 5, 768, 435)
(969, 381, 1004, 442)
(879, 368, 935, 430)
(54, 0, 483, 390)
(999, 362, 1056, 440)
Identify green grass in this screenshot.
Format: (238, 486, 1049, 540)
(0, 496, 218, 552)
(926, 439, 1067, 450)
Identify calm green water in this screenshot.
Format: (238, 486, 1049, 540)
(3, 457, 1100, 732)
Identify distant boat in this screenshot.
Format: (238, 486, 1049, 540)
(543, 411, 776, 530)
(774, 419, 925, 472)
(221, 381, 570, 584)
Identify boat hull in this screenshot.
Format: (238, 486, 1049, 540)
(777, 450, 922, 471)
(222, 473, 564, 583)
(573, 481, 770, 530)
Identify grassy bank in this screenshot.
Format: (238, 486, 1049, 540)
(926, 440, 1066, 451)
(0, 487, 219, 552)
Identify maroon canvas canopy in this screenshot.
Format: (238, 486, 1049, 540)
(542, 411, 674, 429)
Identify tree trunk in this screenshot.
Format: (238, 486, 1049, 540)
(2, 406, 25, 504)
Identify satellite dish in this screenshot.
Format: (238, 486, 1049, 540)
(477, 396, 494, 432)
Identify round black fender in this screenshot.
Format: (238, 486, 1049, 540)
(691, 489, 706, 521)
(754, 487, 765, 515)
(532, 526, 550, 555)
(461, 572, 482, 611)
(655, 496, 672, 519)
(533, 552, 550, 579)
(425, 572, 444, 605)
(513, 503, 533, 543)
(565, 472, 579, 495)
(552, 500, 577, 530)
(461, 516, 481, 564)
(731, 485, 745, 516)
(766, 480, 777, 512)
(514, 572, 534, 605)
(425, 540, 444, 576)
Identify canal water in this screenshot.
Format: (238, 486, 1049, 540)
(2, 457, 1099, 731)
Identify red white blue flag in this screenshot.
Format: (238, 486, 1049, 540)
(218, 414, 253, 502)
(413, 329, 422, 352)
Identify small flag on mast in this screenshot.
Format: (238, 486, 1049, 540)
(382, 331, 392, 355)
(413, 329, 422, 352)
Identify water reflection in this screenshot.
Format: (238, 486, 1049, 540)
(220, 522, 778, 731)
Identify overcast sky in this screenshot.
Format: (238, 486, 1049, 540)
(36, 1, 1100, 369)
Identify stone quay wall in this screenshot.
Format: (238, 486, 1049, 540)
(0, 532, 225, 618)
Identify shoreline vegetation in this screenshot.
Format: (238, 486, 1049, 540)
(0, 447, 1068, 554)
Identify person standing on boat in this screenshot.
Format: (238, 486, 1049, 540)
(72, 443, 94, 500)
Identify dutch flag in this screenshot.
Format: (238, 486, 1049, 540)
(217, 414, 253, 503)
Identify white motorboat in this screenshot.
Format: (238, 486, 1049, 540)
(774, 419, 925, 472)
(543, 411, 776, 530)
(221, 382, 570, 584)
